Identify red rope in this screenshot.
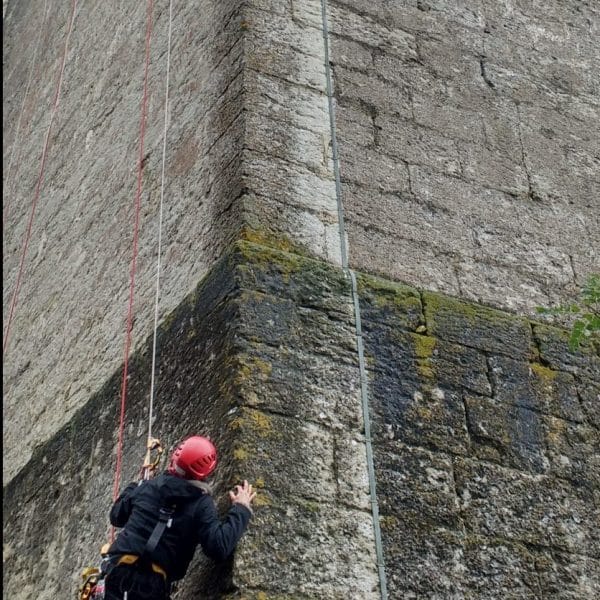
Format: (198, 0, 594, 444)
(3, 1, 50, 234)
(3, 0, 78, 359)
(111, 0, 154, 541)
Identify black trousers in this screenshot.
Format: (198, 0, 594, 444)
(104, 564, 170, 600)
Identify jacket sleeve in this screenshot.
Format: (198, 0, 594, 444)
(194, 496, 252, 561)
(109, 482, 138, 527)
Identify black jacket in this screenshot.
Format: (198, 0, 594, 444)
(108, 473, 251, 581)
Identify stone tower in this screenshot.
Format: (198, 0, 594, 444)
(3, 1, 599, 598)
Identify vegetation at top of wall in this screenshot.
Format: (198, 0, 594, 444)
(536, 274, 600, 350)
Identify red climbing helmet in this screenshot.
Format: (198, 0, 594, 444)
(167, 436, 218, 480)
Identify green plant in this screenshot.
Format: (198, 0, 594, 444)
(537, 274, 600, 350)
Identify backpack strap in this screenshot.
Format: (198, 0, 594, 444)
(140, 505, 175, 566)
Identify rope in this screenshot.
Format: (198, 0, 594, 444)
(320, 2, 389, 598)
(3, 0, 78, 359)
(2, 0, 50, 233)
(146, 0, 174, 458)
(112, 0, 154, 529)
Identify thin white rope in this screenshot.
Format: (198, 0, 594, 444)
(3, 0, 50, 227)
(147, 0, 174, 451)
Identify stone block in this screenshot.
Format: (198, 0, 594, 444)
(457, 140, 529, 195)
(235, 499, 379, 598)
(577, 378, 600, 429)
(375, 114, 462, 177)
(454, 457, 600, 557)
(235, 342, 363, 430)
(464, 394, 548, 474)
(462, 536, 543, 600)
(423, 290, 534, 358)
(357, 271, 423, 333)
(244, 6, 327, 91)
(542, 416, 600, 491)
(333, 64, 413, 118)
(375, 442, 461, 528)
(346, 220, 462, 297)
(243, 149, 337, 214)
(329, 3, 417, 59)
(229, 408, 338, 503)
(536, 549, 600, 599)
(367, 338, 470, 455)
(245, 108, 330, 173)
(379, 520, 467, 599)
(432, 340, 492, 397)
(339, 144, 411, 193)
(532, 323, 600, 380)
(330, 35, 374, 71)
(412, 96, 488, 146)
(488, 355, 584, 423)
(335, 101, 376, 149)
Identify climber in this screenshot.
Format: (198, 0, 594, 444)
(102, 436, 256, 600)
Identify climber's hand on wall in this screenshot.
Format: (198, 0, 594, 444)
(230, 480, 257, 511)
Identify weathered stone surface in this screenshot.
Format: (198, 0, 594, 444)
(380, 521, 466, 599)
(375, 442, 460, 528)
(3, 242, 382, 600)
(454, 457, 600, 558)
(423, 290, 534, 357)
(488, 355, 585, 423)
(362, 271, 599, 597)
(464, 394, 548, 474)
(4, 1, 600, 599)
(2, 0, 248, 483)
(332, 0, 599, 316)
(235, 499, 378, 598)
(577, 378, 600, 429)
(461, 537, 543, 600)
(536, 549, 600, 600)
(533, 323, 600, 380)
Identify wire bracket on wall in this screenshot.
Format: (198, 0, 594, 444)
(320, 1, 389, 598)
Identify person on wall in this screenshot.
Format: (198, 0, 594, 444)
(103, 435, 256, 600)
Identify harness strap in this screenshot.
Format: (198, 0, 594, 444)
(140, 506, 174, 567)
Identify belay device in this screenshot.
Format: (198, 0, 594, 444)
(77, 438, 164, 599)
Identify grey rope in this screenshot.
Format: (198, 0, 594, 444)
(320, 2, 388, 598)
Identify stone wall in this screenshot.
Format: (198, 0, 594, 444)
(3, 243, 381, 600)
(331, 0, 599, 311)
(3, 0, 246, 482)
(4, 0, 599, 598)
(4, 0, 598, 483)
(359, 272, 599, 598)
(4, 242, 598, 599)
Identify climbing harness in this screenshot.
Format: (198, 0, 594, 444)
(77, 438, 165, 599)
(78, 564, 106, 600)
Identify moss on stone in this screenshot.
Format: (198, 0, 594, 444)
(545, 415, 567, 445)
(297, 498, 321, 513)
(414, 334, 436, 360)
(379, 515, 399, 529)
(530, 362, 558, 385)
(412, 334, 437, 381)
(236, 355, 273, 385)
(230, 407, 275, 439)
(423, 290, 481, 325)
(235, 240, 305, 282)
(233, 447, 251, 461)
(252, 492, 272, 508)
(240, 227, 303, 255)
(357, 273, 421, 310)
